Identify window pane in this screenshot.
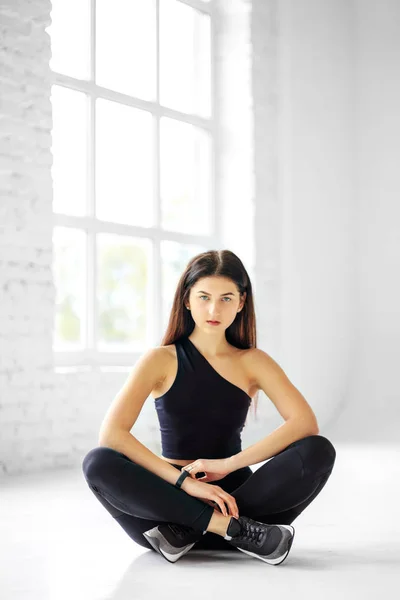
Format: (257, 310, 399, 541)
(51, 86, 88, 217)
(160, 0, 211, 118)
(160, 117, 212, 234)
(49, 0, 91, 80)
(161, 241, 206, 331)
(97, 234, 151, 350)
(53, 227, 86, 350)
(96, 99, 154, 226)
(96, 0, 156, 100)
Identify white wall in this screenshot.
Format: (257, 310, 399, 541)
(277, 0, 357, 437)
(332, 0, 400, 442)
(0, 0, 58, 475)
(274, 0, 400, 443)
(1, 0, 398, 477)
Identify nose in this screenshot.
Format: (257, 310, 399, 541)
(207, 304, 221, 320)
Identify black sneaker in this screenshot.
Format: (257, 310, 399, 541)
(224, 516, 295, 565)
(143, 523, 206, 563)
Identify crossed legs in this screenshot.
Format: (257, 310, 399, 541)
(82, 434, 336, 552)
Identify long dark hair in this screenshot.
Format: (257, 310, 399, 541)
(160, 249, 260, 422)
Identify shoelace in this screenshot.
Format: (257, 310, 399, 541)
(235, 519, 265, 545)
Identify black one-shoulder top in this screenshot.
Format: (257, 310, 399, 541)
(154, 336, 252, 459)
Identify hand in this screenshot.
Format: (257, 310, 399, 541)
(181, 457, 233, 483)
(198, 498, 228, 515)
(181, 477, 239, 518)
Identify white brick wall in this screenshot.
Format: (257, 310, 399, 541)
(0, 1, 136, 476)
(0, 0, 57, 475)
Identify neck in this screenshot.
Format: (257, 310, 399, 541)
(187, 329, 230, 357)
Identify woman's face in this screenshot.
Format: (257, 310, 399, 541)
(187, 276, 245, 330)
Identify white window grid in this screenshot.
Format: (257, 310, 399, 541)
(51, 0, 219, 368)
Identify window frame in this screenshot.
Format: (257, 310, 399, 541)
(51, 0, 218, 368)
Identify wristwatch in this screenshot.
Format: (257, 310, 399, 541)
(175, 470, 190, 489)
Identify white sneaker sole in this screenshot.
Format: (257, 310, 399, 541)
(143, 526, 196, 563)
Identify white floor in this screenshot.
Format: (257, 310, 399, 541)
(1, 443, 399, 600)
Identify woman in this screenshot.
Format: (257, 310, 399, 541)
(82, 250, 336, 565)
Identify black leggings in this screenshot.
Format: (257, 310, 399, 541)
(82, 434, 336, 552)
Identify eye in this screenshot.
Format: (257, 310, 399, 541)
(199, 295, 231, 302)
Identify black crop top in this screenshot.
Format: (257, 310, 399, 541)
(154, 335, 252, 459)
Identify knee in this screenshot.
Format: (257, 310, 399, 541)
(296, 434, 336, 477)
(82, 446, 118, 484)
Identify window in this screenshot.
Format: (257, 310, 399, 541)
(49, 0, 215, 367)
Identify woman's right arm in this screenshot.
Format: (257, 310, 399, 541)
(98, 347, 185, 488)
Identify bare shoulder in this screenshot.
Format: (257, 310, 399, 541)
(151, 343, 176, 386)
(242, 347, 275, 368)
(156, 343, 177, 366)
(142, 344, 171, 362)
(229, 344, 261, 365)
(241, 347, 275, 387)
(159, 343, 177, 357)
(132, 345, 171, 386)
(239, 346, 263, 361)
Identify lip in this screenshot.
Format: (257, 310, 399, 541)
(207, 320, 221, 325)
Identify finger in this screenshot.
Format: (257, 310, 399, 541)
(183, 466, 196, 479)
(203, 499, 215, 507)
(219, 502, 228, 517)
(223, 494, 239, 518)
(213, 495, 227, 516)
(229, 498, 239, 517)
